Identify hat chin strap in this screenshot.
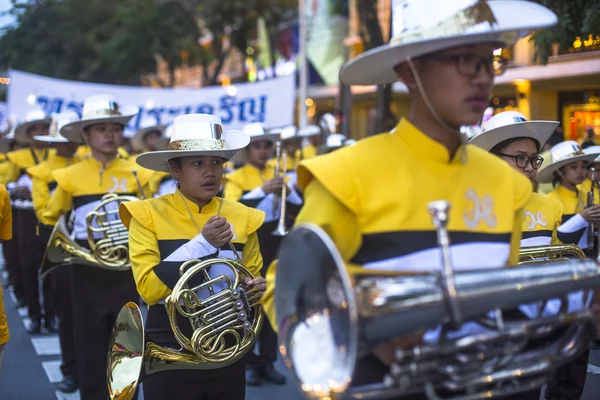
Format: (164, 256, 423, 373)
(407, 57, 468, 163)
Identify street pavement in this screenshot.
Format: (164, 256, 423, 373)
(1, 266, 600, 399)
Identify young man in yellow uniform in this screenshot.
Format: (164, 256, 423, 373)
(28, 111, 81, 393)
(0, 182, 13, 378)
(1, 109, 54, 333)
(41, 95, 153, 400)
(225, 122, 302, 386)
(264, 1, 558, 398)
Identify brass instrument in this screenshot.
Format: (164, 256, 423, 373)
(275, 204, 600, 399)
(40, 193, 138, 279)
(107, 258, 264, 399)
(519, 244, 586, 264)
(588, 167, 597, 256)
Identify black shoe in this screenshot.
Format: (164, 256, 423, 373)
(57, 375, 78, 393)
(44, 316, 59, 333)
(246, 367, 262, 386)
(260, 364, 286, 385)
(15, 298, 26, 309)
(27, 318, 42, 334)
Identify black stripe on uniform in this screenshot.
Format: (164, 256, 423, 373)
(522, 230, 553, 239)
(351, 230, 512, 264)
(240, 190, 264, 208)
(72, 192, 136, 209)
(48, 181, 57, 192)
(558, 214, 587, 245)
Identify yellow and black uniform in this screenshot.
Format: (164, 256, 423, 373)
(521, 192, 563, 247)
(264, 119, 531, 386)
(545, 184, 591, 249)
(2, 147, 51, 323)
(41, 156, 153, 400)
(301, 143, 317, 160)
(75, 145, 129, 160)
(27, 151, 82, 381)
(120, 191, 264, 399)
(0, 183, 13, 374)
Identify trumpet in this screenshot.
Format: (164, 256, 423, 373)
(588, 167, 597, 256)
(107, 258, 263, 399)
(272, 141, 289, 236)
(275, 203, 600, 400)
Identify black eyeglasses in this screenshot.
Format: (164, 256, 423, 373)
(495, 153, 544, 169)
(423, 53, 509, 77)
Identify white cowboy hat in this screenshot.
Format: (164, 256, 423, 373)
(134, 115, 166, 141)
(318, 134, 352, 154)
(61, 94, 139, 144)
(469, 111, 559, 152)
(583, 146, 600, 164)
(280, 125, 299, 142)
(298, 125, 321, 138)
(536, 141, 600, 184)
(14, 109, 51, 144)
(340, 0, 557, 85)
(244, 122, 279, 144)
(34, 111, 80, 143)
(136, 114, 249, 172)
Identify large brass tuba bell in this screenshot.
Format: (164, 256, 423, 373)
(40, 193, 138, 279)
(107, 257, 263, 399)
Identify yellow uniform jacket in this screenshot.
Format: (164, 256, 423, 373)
(521, 192, 563, 247)
(0, 184, 13, 346)
(264, 118, 532, 329)
(546, 184, 590, 248)
(0, 147, 51, 185)
(40, 157, 154, 238)
(76, 145, 129, 160)
(119, 191, 264, 306)
(301, 144, 317, 160)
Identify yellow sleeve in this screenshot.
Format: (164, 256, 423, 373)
(0, 187, 12, 241)
(224, 176, 243, 201)
(242, 232, 263, 278)
(0, 162, 20, 185)
(40, 186, 72, 226)
(263, 179, 361, 332)
(31, 177, 50, 221)
(551, 201, 564, 245)
(128, 216, 171, 306)
(508, 207, 524, 265)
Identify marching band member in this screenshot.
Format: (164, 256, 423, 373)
(470, 111, 563, 246)
(40, 95, 153, 400)
(27, 111, 81, 393)
(121, 114, 265, 399)
(263, 1, 558, 399)
(297, 125, 321, 160)
(132, 115, 165, 157)
(0, 183, 12, 378)
(536, 141, 600, 252)
(581, 146, 600, 203)
(1, 109, 55, 333)
(224, 122, 301, 386)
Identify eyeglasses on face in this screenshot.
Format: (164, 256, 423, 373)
(495, 153, 544, 169)
(423, 53, 509, 77)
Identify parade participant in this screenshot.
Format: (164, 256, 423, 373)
(225, 122, 301, 386)
(263, 1, 558, 398)
(27, 111, 81, 393)
(41, 94, 153, 400)
(470, 111, 563, 246)
(121, 113, 265, 399)
(1, 109, 54, 333)
(0, 182, 13, 378)
(297, 125, 321, 160)
(130, 115, 165, 158)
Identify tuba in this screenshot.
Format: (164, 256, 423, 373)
(107, 257, 263, 399)
(40, 193, 138, 279)
(275, 201, 600, 400)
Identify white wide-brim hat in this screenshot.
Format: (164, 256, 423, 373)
(61, 94, 139, 144)
(136, 114, 250, 172)
(134, 115, 166, 141)
(318, 134, 350, 154)
(244, 122, 280, 144)
(298, 125, 321, 138)
(34, 111, 80, 143)
(280, 125, 299, 142)
(469, 111, 559, 152)
(536, 141, 600, 184)
(584, 146, 600, 164)
(14, 109, 51, 144)
(340, 0, 558, 85)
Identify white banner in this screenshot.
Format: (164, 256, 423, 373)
(0, 102, 7, 129)
(7, 70, 295, 133)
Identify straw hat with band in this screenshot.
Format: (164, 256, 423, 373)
(14, 109, 51, 144)
(469, 111, 559, 152)
(136, 114, 249, 173)
(243, 123, 279, 144)
(340, 0, 557, 86)
(34, 111, 80, 143)
(60, 94, 139, 144)
(536, 141, 600, 184)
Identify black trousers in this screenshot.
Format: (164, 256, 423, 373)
(50, 264, 77, 377)
(143, 305, 246, 400)
(4, 207, 24, 301)
(545, 349, 589, 400)
(19, 209, 54, 320)
(70, 264, 139, 400)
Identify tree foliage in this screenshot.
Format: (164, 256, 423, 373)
(530, 0, 600, 63)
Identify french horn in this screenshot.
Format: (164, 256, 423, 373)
(275, 201, 600, 400)
(107, 257, 263, 399)
(40, 193, 138, 279)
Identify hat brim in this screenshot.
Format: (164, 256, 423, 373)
(0, 137, 14, 153)
(14, 118, 52, 144)
(249, 133, 280, 144)
(340, 1, 557, 85)
(33, 135, 69, 143)
(470, 121, 559, 152)
(136, 130, 250, 172)
(536, 153, 600, 184)
(60, 105, 139, 144)
(135, 125, 166, 140)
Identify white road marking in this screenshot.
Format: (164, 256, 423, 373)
(588, 364, 600, 375)
(32, 336, 61, 356)
(42, 360, 64, 383)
